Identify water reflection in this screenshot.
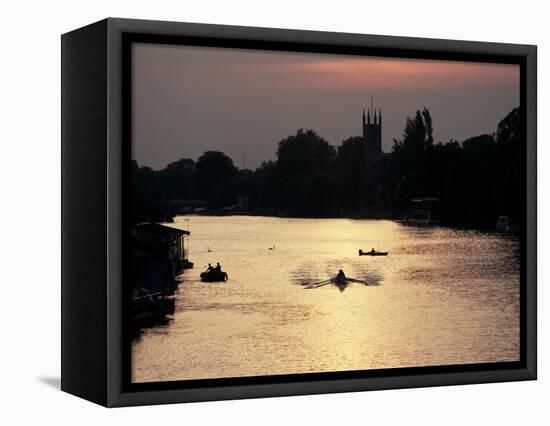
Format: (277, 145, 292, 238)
(132, 216, 520, 383)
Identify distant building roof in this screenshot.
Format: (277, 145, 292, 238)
(135, 223, 190, 236)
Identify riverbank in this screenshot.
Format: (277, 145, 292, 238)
(173, 210, 520, 234)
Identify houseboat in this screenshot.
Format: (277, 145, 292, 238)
(131, 223, 192, 325)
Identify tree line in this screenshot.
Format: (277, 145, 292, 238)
(131, 107, 522, 228)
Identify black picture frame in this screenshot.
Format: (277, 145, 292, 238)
(61, 17, 537, 407)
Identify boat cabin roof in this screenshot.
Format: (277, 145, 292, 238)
(135, 223, 190, 237)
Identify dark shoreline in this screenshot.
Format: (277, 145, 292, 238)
(171, 212, 518, 234)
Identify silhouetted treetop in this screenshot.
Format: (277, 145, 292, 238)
(393, 107, 434, 155)
(196, 151, 238, 197)
(496, 107, 520, 146)
(276, 129, 336, 182)
(160, 158, 196, 199)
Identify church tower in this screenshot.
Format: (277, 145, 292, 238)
(362, 104, 382, 162)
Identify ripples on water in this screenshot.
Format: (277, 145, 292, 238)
(131, 216, 520, 383)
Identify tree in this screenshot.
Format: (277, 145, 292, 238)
(275, 129, 337, 215)
(496, 107, 520, 148)
(494, 107, 522, 222)
(444, 134, 497, 226)
(424, 140, 461, 200)
(336, 136, 364, 174)
(196, 151, 238, 198)
(209, 169, 254, 209)
(390, 108, 435, 207)
(131, 161, 172, 223)
(159, 158, 196, 199)
(276, 129, 336, 183)
(251, 160, 279, 209)
(335, 136, 367, 209)
(281, 172, 340, 217)
(393, 108, 433, 158)
(422, 108, 434, 146)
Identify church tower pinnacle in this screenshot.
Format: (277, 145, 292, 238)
(362, 99, 383, 162)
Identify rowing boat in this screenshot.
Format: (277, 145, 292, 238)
(359, 249, 389, 256)
(200, 270, 229, 282)
(303, 276, 369, 290)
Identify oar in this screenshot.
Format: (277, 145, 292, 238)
(305, 281, 332, 289)
(304, 278, 333, 289)
(304, 278, 331, 287)
(347, 277, 369, 286)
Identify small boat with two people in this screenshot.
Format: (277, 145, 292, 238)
(302, 270, 369, 292)
(359, 248, 388, 256)
(200, 262, 229, 282)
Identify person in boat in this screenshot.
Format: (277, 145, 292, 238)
(214, 262, 222, 273)
(336, 269, 347, 282)
(205, 263, 213, 273)
(370, 248, 376, 254)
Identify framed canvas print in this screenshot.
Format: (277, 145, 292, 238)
(61, 18, 537, 407)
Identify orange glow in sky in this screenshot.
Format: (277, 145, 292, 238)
(233, 57, 519, 90)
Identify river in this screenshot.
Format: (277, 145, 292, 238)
(131, 215, 520, 383)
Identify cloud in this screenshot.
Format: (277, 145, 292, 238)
(236, 57, 519, 91)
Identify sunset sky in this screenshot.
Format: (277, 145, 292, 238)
(132, 43, 519, 170)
